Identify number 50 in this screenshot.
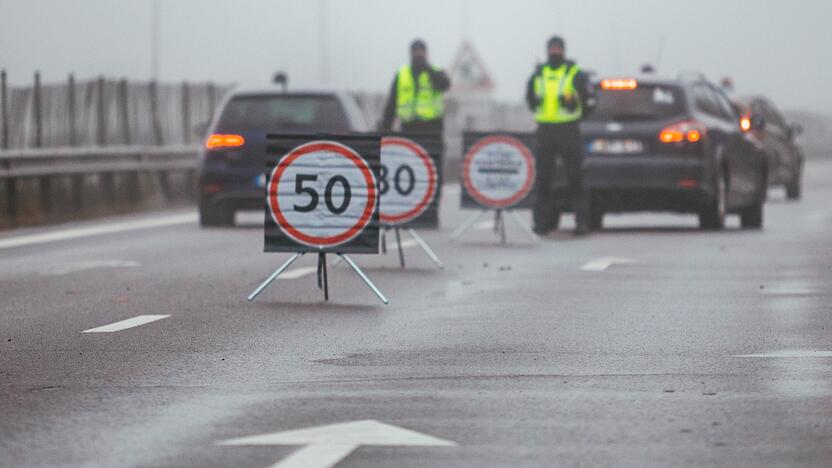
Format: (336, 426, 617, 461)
(293, 174, 352, 214)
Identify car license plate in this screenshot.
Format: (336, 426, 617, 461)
(588, 139, 644, 154)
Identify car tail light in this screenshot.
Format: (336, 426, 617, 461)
(659, 121, 706, 144)
(601, 78, 638, 90)
(740, 115, 752, 132)
(205, 134, 245, 150)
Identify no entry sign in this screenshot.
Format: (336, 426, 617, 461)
(264, 135, 381, 253)
(379, 136, 439, 226)
(461, 132, 537, 209)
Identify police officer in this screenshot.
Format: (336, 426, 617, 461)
(380, 39, 451, 135)
(526, 36, 594, 236)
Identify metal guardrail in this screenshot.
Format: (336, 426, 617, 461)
(0, 145, 199, 222)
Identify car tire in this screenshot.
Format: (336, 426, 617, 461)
(199, 202, 234, 227)
(740, 201, 764, 229)
(590, 209, 604, 231)
(699, 173, 726, 230)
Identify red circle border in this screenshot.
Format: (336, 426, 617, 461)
(267, 141, 377, 248)
(462, 135, 536, 208)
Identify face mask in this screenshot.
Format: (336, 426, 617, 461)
(548, 53, 564, 65)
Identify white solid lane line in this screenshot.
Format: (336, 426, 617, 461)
(0, 212, 196, 250)
(581, 257, 637, 271)
(734, 350, 832, 358)
(83, 314, 170, 333)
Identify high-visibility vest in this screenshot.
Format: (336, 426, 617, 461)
(396, 65, 445, 123)
(534, 64, 583, 124)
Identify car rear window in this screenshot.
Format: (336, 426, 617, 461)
(587, 84, 686, 122)
(216, 95, 350, 132)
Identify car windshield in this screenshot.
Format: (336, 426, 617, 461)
(216, 94, 349, 132)
(586, 84, 686, 122)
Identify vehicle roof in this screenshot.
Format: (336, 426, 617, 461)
(229, 86, 350, 98)
(592, 74, 704, 88)
(735, 94, 768, 104)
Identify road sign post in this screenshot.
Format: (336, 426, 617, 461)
(248, 135, 388, 304)
(452, 132, 540, 245)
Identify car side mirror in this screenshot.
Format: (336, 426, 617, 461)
(194, 121, 209, 138)
(751, 115, 766, 131)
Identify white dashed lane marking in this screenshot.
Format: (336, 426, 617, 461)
(581, 257, 637, 271)
(83, 315, 170, 333)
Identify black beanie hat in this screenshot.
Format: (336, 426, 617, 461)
(547, 36, 565, 49)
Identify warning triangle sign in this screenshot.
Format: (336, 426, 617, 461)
(449, 41, 495, 94)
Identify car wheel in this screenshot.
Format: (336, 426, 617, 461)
(590, 209, 604, 231)
(699, 173, 726, 230)
(740, 201, 764, 229)
(199, 201, 234, 227)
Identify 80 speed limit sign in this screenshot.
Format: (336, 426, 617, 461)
(264, 135, 381, 253)
(379, 137, 438, 226)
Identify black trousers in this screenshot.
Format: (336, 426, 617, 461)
(533, 122, 589, 230)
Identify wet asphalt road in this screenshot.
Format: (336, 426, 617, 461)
(1, 161, 831, 468)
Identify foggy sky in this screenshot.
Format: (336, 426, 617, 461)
(1, 0, 830, 112)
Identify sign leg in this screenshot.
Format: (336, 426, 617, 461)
(339, 254, 389, 304)
(381, 227, 388, 254)
(317, 252, 329, 301)
(407, 228, 444, 269)
(450, 210, 486, 241)
(496, 209, 507, 245)
(509, 209, 541, 243)
(395, 227, 405, 268)
(247, 253, 304, 301)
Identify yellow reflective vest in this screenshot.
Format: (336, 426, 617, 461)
(396, 65, 445, 123)
(534, 64, 582, 124)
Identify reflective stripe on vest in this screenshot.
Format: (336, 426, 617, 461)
(534, 64, 582, 124)
(396, 65, 445, 123)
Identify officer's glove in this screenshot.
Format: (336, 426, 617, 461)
(559, 94, 579, 112)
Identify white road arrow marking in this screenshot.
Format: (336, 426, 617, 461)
(218, 419, 456, 468)
(581, 257, 637, 271)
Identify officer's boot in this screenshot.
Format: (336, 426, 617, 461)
(574, 196, 591, 237)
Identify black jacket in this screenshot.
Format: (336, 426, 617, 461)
(525, 60, 594, 119)
(380, 66, 451, 132)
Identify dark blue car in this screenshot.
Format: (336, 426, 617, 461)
(197, 88, 370, 226)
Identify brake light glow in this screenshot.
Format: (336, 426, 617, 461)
(205, 134, 245, 150)
(601, 78, 638, 90)
(740, 115, 752, 132)
(659, 121, 706, 144)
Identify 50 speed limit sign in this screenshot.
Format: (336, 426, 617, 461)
(379, 137, 438, 226)
(461, 133, 536, 209)
(264, 135, 381, 253)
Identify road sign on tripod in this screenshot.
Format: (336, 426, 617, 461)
(452, 132, 540, 245)
(377, 135, 443, 269)
(248, 134, 388, 304)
